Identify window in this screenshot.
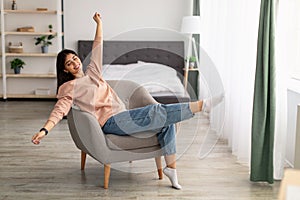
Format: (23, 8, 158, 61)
(292, 0, 300, 80)
(277, 0, 300, 81)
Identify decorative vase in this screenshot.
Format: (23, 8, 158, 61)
(11, 0, 17, 10)
(41, 46, 48, 53)
(189, 62, 195, 69)
(14, 67, 21, 74)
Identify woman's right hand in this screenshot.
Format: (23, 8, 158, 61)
(31, 131, 46, 145)
(93, 12, 102, 24)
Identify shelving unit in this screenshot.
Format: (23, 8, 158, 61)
(1, 73, 56, 78)
(184, 68, 199, 100)
(4, 32, 57, 36)
(3, 53, 57, 57)
(6, 94, 56, 98)
(3, 9, 57, 14)
(0, 0, 62, 99)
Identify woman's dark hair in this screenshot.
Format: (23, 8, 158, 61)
(56, 49, 78, 93)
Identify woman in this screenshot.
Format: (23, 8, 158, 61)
(32, 12, 221, 190)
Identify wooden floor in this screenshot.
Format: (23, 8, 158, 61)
(0, 101, 280, 200)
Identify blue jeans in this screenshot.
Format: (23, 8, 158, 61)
(102, 103, 194, 155)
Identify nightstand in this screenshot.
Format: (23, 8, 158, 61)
(184, 68, 199, 101)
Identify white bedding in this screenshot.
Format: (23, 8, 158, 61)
(102, 61, 188, 97)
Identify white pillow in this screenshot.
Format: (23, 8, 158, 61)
(102, 61, 186, 96)
(102, 63, 140, 80)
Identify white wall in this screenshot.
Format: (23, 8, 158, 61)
(63, 0, 192, 51)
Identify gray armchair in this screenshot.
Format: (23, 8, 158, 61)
(67, 80, 163, 189)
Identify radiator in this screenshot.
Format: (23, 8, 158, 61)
(295, 104, 300, 169)
(287, 89, 300, 167)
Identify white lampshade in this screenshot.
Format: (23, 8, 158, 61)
(180, 16, 201, 34)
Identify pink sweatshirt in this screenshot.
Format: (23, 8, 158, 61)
(48, 39, 126, 127)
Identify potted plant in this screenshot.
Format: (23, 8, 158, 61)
(10, 58, 26, 74)
(186, 56, 197, 68)
(34, 34, 56, 53)
(48, 24, 53, 32)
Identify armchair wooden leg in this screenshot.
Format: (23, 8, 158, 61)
(155, 157, 163, 180)
(104, 164, 111, 189)
(81, 151, 87, 170)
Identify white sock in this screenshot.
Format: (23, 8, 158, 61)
(163, 167, 182, 190)
(202, 93, 224, 113)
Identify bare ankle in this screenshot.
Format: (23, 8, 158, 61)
(167, 165, 176, 169)
(189, 101, 203, 113)
(198, 101, 203, 111)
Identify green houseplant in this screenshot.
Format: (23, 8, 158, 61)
(186, 56, 197, 68)
(34, 34, 56, 53)
(48, 24, 53, 32)
(10, 58, 26, 74)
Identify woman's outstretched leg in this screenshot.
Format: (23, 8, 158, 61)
(103, 94, 225, 135)
(102, 103, 194, 135)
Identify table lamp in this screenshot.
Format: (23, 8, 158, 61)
(180, 16, 201, 89)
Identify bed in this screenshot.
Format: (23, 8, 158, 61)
(78, 40, 190, 104)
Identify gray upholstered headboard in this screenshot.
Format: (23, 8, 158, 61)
(78, 40, 185, 76)
(78, 40, 190, 103)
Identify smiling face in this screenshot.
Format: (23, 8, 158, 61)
(64, 54, 83, 78)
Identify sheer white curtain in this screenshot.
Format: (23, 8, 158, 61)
(200, 0, 297, 179)
(199, 0, 260, 165)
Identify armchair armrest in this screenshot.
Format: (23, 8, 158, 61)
(67, 108, 112, 162)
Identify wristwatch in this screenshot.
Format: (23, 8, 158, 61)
(39, 128, 48, 135)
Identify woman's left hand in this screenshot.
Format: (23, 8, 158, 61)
(31, 131, 46, 145)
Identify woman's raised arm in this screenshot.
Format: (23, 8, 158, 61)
(93, 12, 102, 42)
(86, 12, 103, 78)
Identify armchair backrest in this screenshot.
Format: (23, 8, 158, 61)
(106, 80, 157, 109)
